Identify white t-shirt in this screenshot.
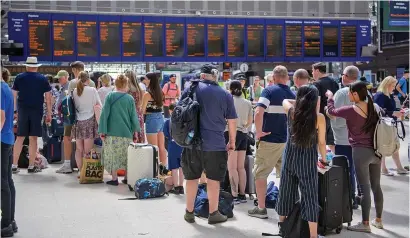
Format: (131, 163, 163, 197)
(73, 86, 101, 121)
(139, 82, 146, 91)
(98, 86, 114, 106)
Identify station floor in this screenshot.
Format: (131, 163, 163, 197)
(11, 122, 410, 238)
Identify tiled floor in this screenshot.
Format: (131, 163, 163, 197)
(11, 123, 410, 238)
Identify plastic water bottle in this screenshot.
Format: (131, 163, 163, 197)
(326, 150, 334, 165)
(185, 130, 195, 144)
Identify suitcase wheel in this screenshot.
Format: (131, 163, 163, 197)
(128, 185, 133, 192)
(254, 199, 258, 206)
(249, 194, 255, 200)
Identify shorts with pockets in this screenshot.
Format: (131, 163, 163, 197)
(64, 125, 72, 137)
(253, 141, 286, 179)
(181, 148, 228, 182)
(224, 131, 248, 151)
(17, 107, 43, 137)
(145, 112, 164, 134)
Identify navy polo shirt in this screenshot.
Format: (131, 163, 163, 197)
(256, 84, 295, 143)
(12, 72, 51, 110)
(181, 80, 237, 151)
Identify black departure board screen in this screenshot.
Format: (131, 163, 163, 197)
(304, 25, 320, 57)
(323, 26, 338, 57)
(122, 22, 142, 57)
(100, 22, 120, 57)
(77, 21, 97, 57)
(166, 23, 184, 57)
(144, 23, 163, 57)
(286, 25, 302, 57)
(53, 20, 74, 57)
(341, 26, 356, 57)
(208, 24, 225, 57)
(227, 24, 244, 57)
(247, 24, 264, 57)
(187, 24, 205, 57)
(29, 19, 51, 57)
(266, 25, 283, 57)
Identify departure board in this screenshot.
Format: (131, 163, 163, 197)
(304, 25, 320, 57)
(166, 23, 184, 57)
(77, 21, 98, 57)
(29, 19, 51, 57)
(341, 26, 356, 57)
(323, 26, 338, 57)
(53, 20, 74, 57)
(285, 25, 302, 57)
(144, 23, 163, 57)
(266, 25, 283, 57)
(247, 24, 264, 57)
(100, 21, 120, 57)
(187, 24, 205, 57)
(122, 22, 142, 57)
(227, 24, 244, 57)
(208, 24, 225, 57)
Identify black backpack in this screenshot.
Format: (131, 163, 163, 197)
(170, 80, 201, 148)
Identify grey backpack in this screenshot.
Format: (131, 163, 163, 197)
(374, 109, 405, 158)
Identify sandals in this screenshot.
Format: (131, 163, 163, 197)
(382, 170, 394, 176)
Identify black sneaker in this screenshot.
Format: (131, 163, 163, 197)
(121, 179, 128, 184)
(11, 221, 18, 233)
(11, 167, 19, 174)
(177, 186, 185, 195)
(27, 166, 42, 173)
(1, 224, 14, 237)
(238, 194, 247, 203)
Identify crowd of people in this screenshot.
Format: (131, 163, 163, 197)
(1, 57, 409, 237)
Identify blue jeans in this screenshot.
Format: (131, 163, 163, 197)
(145, 113, 164, 134)
(335, 144, 359, 197)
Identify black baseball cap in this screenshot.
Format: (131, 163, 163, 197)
(169, 74, 176, 78)
(201, 64, 216, 74)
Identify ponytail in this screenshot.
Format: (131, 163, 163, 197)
(362, 94, 379, 133)
(77, 71, 89, 97)
(77, 80, 84, 96)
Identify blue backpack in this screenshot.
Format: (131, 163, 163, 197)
(194, 184, 234, 218)
(60, 91, 77, 125)
(266, 181, 279, 209)
(134, 178, 166, 199)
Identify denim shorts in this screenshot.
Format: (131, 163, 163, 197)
(145, 113, 164, 134)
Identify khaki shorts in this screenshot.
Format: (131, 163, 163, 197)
(253, 141, 286, 179)
(64, 125, 73, 137)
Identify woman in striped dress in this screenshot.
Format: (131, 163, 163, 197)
(276, 85, 327, 238)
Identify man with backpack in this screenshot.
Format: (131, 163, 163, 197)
(180, 64, 237, 225)
(162, 74, 180, 118)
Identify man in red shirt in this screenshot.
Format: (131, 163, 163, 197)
(162, 74, 180, 118)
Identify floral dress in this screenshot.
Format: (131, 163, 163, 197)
(129, 90, 145, 143)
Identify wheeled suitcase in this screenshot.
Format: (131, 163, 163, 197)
(44, 136, 63, 163)
(127, 143, 159, 191)
(318, 166, 344, 235)
(332, 155, 353, 225)
(245, 155, 256, 199)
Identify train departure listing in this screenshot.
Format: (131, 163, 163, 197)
(166, 23, 184, 57)
(266, 25, 283, 57)
(144, 23, 163, 57)
(227, 24, 245, 57)
(304, 25, 320, 57)
(323, 26, 338, 57)
(29, 19, 51, 57)
(208, 24, 225, 57)
(341, 25, 356, 57)
(247, 24, 264, 57)
(53, 20, 74, 57)
(77, 21, 98, 57)
(100, 22, 120, 57)
(187, 24, 205, 57)
(286, 25, 302, 57)
(122, 22, 142, 57)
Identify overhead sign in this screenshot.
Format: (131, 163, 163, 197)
(382, 1, 409, 32)
(240, 63, 249, 72)
(8, 12, 371, 62)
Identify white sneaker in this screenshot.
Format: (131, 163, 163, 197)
(371, 219, 384, 229)
(347, 222, 371, 233)
(56, 163, 73, 174)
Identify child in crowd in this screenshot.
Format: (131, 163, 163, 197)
(162, 103, 184, 194)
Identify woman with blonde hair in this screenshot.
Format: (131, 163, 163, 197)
(72, 71, 102, 172)
(99, 74, 140, 185)
(374, 76, 407, 176)
(125, 70, 145, 143)
(97, 74, 114, 106)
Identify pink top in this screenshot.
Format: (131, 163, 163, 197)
(327, 99, 374, 148)
(162, 82, 179, 107)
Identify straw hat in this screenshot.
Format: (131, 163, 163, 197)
(22, 57, 42, 67)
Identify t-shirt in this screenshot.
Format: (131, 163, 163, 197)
(162, 82, 179, 107)
(398, 77, 408, 98)
(68, 78, 96, 93)
(330, 87, 351, 146)
(226, 96, 252, 133)
(12, 72, 51, 110)
(163, 119, 183, 160)
(313, 76, 340, 115)
(256, 84, 296, 143)
(1, 82, 15, 145)
(98, 86, 114, 106)
(181, 80, 237, 151)
(73, 86, 101, 121)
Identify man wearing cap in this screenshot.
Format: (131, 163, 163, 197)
(396, 69, 409, 105)
(181, 64, 237, 225)
(290, 68, 310, 92)
(11, 57, 52, 174)
(162, 73, 180, 118)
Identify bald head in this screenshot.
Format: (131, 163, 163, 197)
(293, 69, 310, 89)
(272, 65, 289, 85)
(342, 65, 360, 86)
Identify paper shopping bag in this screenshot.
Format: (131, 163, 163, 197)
(79, 152, 104, 184)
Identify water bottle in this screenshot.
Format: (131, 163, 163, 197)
(326, 150, 333, 165)
(185, 130, 195, 144)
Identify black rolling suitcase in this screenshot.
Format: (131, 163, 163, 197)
(332, 155, 353, 225)
(318, 166, 344, 235)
